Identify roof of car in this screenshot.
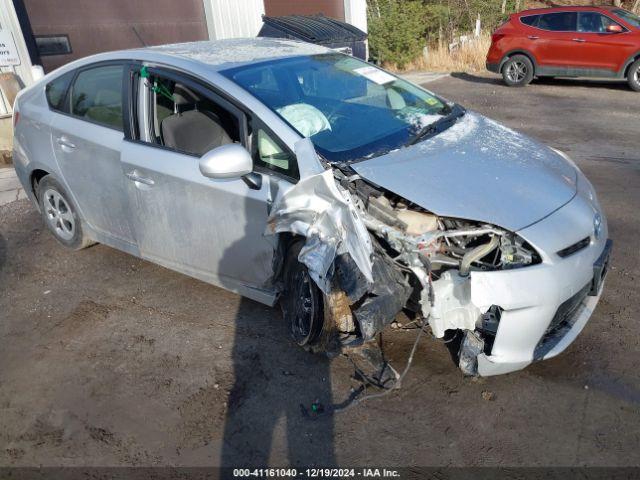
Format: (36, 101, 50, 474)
(516, 5, 616, 15)
(145, 37, 331, 71)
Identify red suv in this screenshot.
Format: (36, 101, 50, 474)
(487, 6, 640, 91)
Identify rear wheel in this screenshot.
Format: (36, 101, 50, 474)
(502, 55, 534, 87)
(627, 59, 640, 92)
(281, 241, 324, 347)
(37, 176, 93, 250)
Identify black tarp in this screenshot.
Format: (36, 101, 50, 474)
(258, 14, 367, 60)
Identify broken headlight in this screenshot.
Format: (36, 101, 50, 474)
(424, 218, 541, 273)
(353, 185, 540, 275)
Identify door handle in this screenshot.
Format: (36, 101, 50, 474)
(56, 136, 76, 150)
(527, 35, 539, 40)
(572, 38, 586, 42)
(125, 171, 155, 186)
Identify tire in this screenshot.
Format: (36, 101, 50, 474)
(280, 240, 324, 347)
(37, 175, 93, 250)
(502, 55, 534, 87)
(627, 59, 640, 92)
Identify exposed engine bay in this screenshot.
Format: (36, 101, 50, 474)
(268, 167, 541, 377)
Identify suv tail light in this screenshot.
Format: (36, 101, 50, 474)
(492, 33, 506, 42)
(13, 111, 20, 127)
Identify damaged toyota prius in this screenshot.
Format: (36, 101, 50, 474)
(12, 38, 611, 377)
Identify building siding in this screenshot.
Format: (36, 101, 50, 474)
(203, 0, 265, 40)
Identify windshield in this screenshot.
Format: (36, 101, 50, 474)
(613, 8, 640, 27)
(222, 54, 448, 163)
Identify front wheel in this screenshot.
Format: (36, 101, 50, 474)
(627, 59, 640, 92)
(502, 55, 534, 87)
(281, 241, 325, 347)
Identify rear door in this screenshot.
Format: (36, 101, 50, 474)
(535, 12, 581, 70)
(518, 14, 546, 62)
(50, 62, 136, 248)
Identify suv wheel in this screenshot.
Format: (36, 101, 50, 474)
(37, 176, 93, 250)
(627, 59, 640, 92)
(502, 55, 534, 87)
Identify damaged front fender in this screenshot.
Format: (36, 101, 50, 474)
(267, 168, 411, 345)
(267, 169, 373, 293)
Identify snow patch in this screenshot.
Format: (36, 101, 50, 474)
(151, 38, 329, 69)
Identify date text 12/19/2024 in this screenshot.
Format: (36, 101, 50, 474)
(233, 468, 401, 478)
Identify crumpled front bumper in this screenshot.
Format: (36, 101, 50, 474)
(469, 191, 610, 376)
(477, 270, 607, 376)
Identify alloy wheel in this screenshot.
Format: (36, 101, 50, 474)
(506, 61, 528, 83)
(43, 188, 75, 241)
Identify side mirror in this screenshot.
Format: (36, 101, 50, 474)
(606, 24, 624, 33)
(199, 144, 253, 179)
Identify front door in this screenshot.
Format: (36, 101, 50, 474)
(120, 67, 285, 304)
(50, 62, 136, 248)
(574, 11, 636, 73)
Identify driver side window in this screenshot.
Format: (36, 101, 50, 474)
(578, 12, 620, 33)
(140, 70, 240, 157)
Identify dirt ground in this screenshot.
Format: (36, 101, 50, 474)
(1, 73, 639, 468)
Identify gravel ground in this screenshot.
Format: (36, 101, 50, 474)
(1, 73, 639, 468)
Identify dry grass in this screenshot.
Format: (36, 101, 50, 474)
(385, 33, 492, 74)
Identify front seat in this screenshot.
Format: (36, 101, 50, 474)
(161, 108, 233, 156)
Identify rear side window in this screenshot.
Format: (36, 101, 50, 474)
(537, 12, 578, 31)
(45, 71, 74, 113)
(521, 15, 540, 27)
(70, 64, 124, 131)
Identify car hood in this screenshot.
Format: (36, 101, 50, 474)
(350, 112, 577, 232)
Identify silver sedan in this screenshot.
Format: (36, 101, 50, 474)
(12, 38, 611, 377)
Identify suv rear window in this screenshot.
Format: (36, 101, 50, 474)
(521, 15, 540, 27)
(537, 12, 578, 31)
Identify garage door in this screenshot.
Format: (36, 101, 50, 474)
(23, 0, 209, 72)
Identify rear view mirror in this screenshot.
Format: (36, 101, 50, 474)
(606, 24, 624, 33)
(199, 144, 253, 179)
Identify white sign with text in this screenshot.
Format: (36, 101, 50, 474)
(0, 30, 21, 67)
